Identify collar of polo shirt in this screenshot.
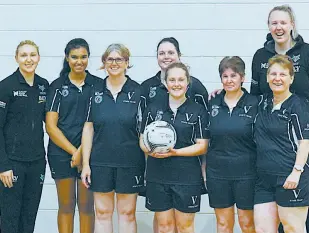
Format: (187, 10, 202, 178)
(216, 87, 248, 108)
(102, 75, 134, 94)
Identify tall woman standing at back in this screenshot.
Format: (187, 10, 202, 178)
(0, 40, 49, 233)
(250, 5, 309, 232)
(81, 44, 146, 233)
(46, 38, 99, 233)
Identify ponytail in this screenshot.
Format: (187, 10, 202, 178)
(60, 58, 71, 77)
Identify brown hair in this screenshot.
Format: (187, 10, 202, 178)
(164, 62, 191, 84)
(100, 43, 132, 70)
(267, 5, 298, 40)
(267, 54, 294, 76)
(15, 40, 40, 56)
(218, 56, 245, 78)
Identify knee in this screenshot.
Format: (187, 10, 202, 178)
(239, 216, 254, 232)
(78, 200, 94, 214)
(95, 207, 113, 221)
(118, 208, 136, 222)
(158, 219, 174, 233)
(216, 217, 234, 232)
(58, 198, 76, 214)
(176, 220, 194, 233)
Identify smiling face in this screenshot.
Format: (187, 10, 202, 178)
(157, 42, 180, 71)
(166, 67, 189, 100)
(268, 10, 294, 46)
(221, 68, 244, 93)
(104, 50, 128, 77)
(15, 44, 40, 75)
(267, 63, 293, 94)
(66, 47, 89, 74)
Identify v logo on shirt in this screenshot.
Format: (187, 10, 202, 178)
(128, 92, 135, 100)
(185, 113, 193, 121)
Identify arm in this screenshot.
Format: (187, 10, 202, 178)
(154, 139, 208, 157)
(284, 100, 309, 189)
(45, 112, 78, 156)
(250, 51, 262, 95)
(0, 83, 13, 188)
(81, 122, 94, 188)
(283, 139, 309, 189)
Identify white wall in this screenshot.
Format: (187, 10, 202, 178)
(1, 0, 309, 232)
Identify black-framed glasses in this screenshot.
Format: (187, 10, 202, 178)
(105, 57, 126, 64)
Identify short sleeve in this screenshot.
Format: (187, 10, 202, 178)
(291, 99, 309, 140)
(45, 82, 62, 113)
(140, 106, 154, 134)
(194, 106, 210, 140)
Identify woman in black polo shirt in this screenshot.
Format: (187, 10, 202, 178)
(140, 62, 208, 233)
(141, 37, 208, 233)
(81, 44, 146, 233)
(46, 38, 100, 233)
(207, 56, 257, 233)
(254, 55, 309, 233)
(0, 40, 49, 233)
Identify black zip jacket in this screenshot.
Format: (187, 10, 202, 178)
(250, 33, 309, 100)
(0, 69, 49, 172)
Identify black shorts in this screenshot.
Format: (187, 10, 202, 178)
(207, 178, 255, 210)
(48, 156, 80, 180)
(254, 172, 309, 207)
(90, 165, 144, 194)
(145, 182, 202, 213)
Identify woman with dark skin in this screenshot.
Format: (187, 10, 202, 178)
(46, 38, 99, 233)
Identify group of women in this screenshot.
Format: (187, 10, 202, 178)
(0, 3, 309, 233)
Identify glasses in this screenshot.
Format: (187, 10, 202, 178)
(105, 57, 126, 64)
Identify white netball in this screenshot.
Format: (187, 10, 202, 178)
(143, 120, 177, 153)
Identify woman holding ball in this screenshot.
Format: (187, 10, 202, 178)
(140, 62, 209, 233)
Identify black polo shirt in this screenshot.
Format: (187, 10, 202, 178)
(206, 89, 258, 180)
(87, 76, 146, 168)
(140, 98, 209, 185)
(46, 71, 102, 159)
(141, 71, 208, 110)
(254, 93, 309, 176)
(0, 68, 49, 172)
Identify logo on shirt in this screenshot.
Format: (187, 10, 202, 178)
(239, 105, 253, 118)
(181, 113, 195, 125)
(0, 101, 6, 109)
(261, 62, 269, 69)
(38, 84, 46, 95)
(123, 92, 136, 104)
(61, 86, 69, 97)
(155, 110, 163, 121)
(149, 87, 156, 98)
(94, 92, 103, 104)
(13, 90, 27, 97)
(211, 105, 219, 117)
(38, 96, 46, 103)
(292, 54, 300, 63)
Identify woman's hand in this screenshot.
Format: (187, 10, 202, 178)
(149, 148, 178, 158)
(208, 89, 222, 100)
(0, 170, 14, 188)
(283, 170, 301, 189)
(81, 165, 91, 189)
(71, 149, 82, 168)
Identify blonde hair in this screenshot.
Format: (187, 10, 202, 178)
(267, 54, 294, 77)
(15, 40, 40, 56)
(267, 5, 298, 40)
(100, 43, 132, 70)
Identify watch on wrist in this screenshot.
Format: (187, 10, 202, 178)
(294, 164, 304, 173)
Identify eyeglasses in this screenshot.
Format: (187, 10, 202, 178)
(105, 57, 126, 64)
